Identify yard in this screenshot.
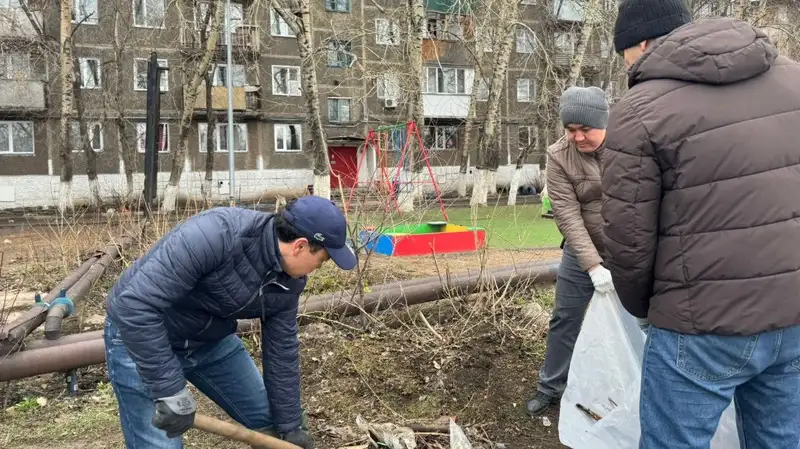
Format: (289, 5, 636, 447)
(0, 205, 566, 449)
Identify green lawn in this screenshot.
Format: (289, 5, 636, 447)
(358, 205, 563, 249)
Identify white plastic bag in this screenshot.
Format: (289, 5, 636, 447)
(558, 290, 741, 449)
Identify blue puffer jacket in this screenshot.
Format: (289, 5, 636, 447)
(106, 207, 307, 433)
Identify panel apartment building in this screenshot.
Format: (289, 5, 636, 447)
(3, 0, 763, 209)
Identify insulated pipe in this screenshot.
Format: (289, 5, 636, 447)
(17, 261, 553, 350)
(44, 242, 130, 340)
(0, 255, 101, 355)
(0, 260, 559, 382)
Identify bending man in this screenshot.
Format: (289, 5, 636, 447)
(104, 196, 357, 448)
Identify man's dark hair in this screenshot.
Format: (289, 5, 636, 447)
(274, 198, 325, 253)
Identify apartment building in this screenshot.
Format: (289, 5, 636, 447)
(0, 0, 618, 208)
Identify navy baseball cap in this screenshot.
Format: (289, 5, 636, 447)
(282, 195, 357, 270)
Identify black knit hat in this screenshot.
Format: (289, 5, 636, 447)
(613, 0, 692, 53)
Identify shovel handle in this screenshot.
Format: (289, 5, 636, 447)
(193, 413, 302, 449)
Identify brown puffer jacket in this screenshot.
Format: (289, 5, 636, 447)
(546, 136, 604, 271)
(601, 18, 800, 336)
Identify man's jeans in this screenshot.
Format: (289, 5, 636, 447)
(537, 245, 594, 397)
(104, 318, 272, 449)
(640, 325, 800, 449)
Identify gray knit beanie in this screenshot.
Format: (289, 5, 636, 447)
(559, 86, 609, 130)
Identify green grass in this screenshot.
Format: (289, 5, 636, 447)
(358, 205, 562, 250)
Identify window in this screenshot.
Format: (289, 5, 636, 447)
(425, 67, 474, 95)
(133, 0, 165, 28)
(0, 121, 34, 154)
(70, 122, 104, 152)
(376, 19, 400, 45)
(423, 125, 458, 150)
(198, 123, 248, 153)
(271, 9, 295, 37)
(327, 40, 354, 68)
(424, 13, 467, 41)
(555, 32, 574, 54)
(271, 65, 301, 96)
(325, 0, 349, 12)
(134, 58, 168, 91)
(212, 64, 246, 87)
(79, 57, 101, 89)
(0, 52, 31, 80)
(517, 78, 531, 102)
(274, 124, 302, 152)
(135, 122, 169, 153)
(476, 78, 489, 101)
(328, 98, 352, 123)
(73, 0, 98, 24)
(377, 72, 399, 100)
(516, 28, 536, 53)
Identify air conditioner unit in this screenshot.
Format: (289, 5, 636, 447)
(384, 98, 397, 108)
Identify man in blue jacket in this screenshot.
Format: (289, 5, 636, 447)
(103, 195, 357, 448)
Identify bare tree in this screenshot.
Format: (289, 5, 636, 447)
(470, 0, 519, 207)
(271, 0, 332, 199)
(162, 0, 225, 212)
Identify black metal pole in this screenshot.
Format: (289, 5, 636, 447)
(143, 52, 163, 216)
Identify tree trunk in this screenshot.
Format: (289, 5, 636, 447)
(203, 71, 215, 203)
(72, 59, 101, 208)
(507, 139, 532, 206)
(163, 0, 225, 212)
(458, 44, 487, 199)
(397, 0, 426, 211)
(471, 2, 517, 207)
(273, 0, 330, 199)
(567, 0, 600, 86)
(58, 0, 75, 213)
(111, 10, 134, 204)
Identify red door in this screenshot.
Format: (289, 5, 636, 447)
(329, 146, 359, 189)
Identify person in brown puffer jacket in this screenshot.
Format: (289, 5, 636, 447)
(604, 0, 800, 447)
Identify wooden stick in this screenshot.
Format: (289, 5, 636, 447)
(193, 413, 302, 449)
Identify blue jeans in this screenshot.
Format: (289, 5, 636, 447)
(640, 325, 800, 449)
(104, 318, 272, 449)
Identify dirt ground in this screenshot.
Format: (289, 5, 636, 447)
(1, 220, 567, 449)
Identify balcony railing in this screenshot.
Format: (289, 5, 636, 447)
(0, 8, 42, 40)
(194, 85, 262, 111)
(0, 80, 46, 110)
(181, 23, 260, 52)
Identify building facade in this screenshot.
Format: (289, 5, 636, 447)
(6, 0, 767, 209)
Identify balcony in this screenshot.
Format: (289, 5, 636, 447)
(0, 80, 46, 110)
(194, 85, 262, 111)
(0, 8, 41, 40)
(181, 23, 260, 53)
(423, 94, 470, 119)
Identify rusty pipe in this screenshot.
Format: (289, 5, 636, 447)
(0, 260, 558, 381)
(0, 237, 133, 352)
(21, 261, 544, 350)
(0, 255, 101, 353)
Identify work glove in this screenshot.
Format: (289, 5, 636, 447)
(152, 387, 196, 439)
(281, 428, 314, 449)
(588, 265, 615, 293)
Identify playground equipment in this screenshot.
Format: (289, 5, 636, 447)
(345, 121, 447, 220)
(360, 221, 487, 257)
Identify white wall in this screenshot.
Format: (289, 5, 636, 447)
(0, 164, 542, 210)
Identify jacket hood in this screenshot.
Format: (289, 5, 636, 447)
(628, 18, 778, 88)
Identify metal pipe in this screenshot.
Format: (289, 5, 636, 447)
(0, 254, 101, 355)
(0, 260, 559, 382)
